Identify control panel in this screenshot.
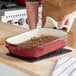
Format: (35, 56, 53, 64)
(1, 6, 42, 29)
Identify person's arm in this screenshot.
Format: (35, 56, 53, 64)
(26, 0, 39, 29)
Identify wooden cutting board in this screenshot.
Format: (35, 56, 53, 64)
(0, 22, 28, 45)
(0, 45, 76, 76)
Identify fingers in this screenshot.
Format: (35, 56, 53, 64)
(58, 16, 68, 27)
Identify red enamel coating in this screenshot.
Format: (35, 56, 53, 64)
(5, 36, 68, 59)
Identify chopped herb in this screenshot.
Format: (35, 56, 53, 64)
(38, 38, 43, 42)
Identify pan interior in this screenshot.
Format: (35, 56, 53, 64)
(6, 28, 68, 44)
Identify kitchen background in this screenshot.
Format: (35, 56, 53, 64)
(0, 0, 42, 29)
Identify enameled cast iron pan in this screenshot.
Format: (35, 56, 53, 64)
(5, 28, 68, 59)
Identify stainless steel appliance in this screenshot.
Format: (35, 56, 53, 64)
(0, 0, 42, 29)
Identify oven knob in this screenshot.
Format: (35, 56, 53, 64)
(26, 18, 28, 24)
(18, 18, 25, 25)
(7, 20, 14, 24)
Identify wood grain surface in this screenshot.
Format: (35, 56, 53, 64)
(0, 45, 76, 76)
(0, 22, 28, 45)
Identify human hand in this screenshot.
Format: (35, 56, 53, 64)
(59, 11, 76, 32)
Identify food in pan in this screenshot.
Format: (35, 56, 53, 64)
(17, 35, 58, 48)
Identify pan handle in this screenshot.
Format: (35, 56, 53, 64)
(44, 16, 72, 32)
(44, 16, 59, 29)
(59, 25, 69, 32)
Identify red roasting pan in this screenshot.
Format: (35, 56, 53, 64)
(5, 28, 68, 59)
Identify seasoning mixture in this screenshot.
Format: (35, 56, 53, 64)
(17, 35, 58, 48)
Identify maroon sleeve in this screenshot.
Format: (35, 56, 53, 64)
(26, 0, 39, 2)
